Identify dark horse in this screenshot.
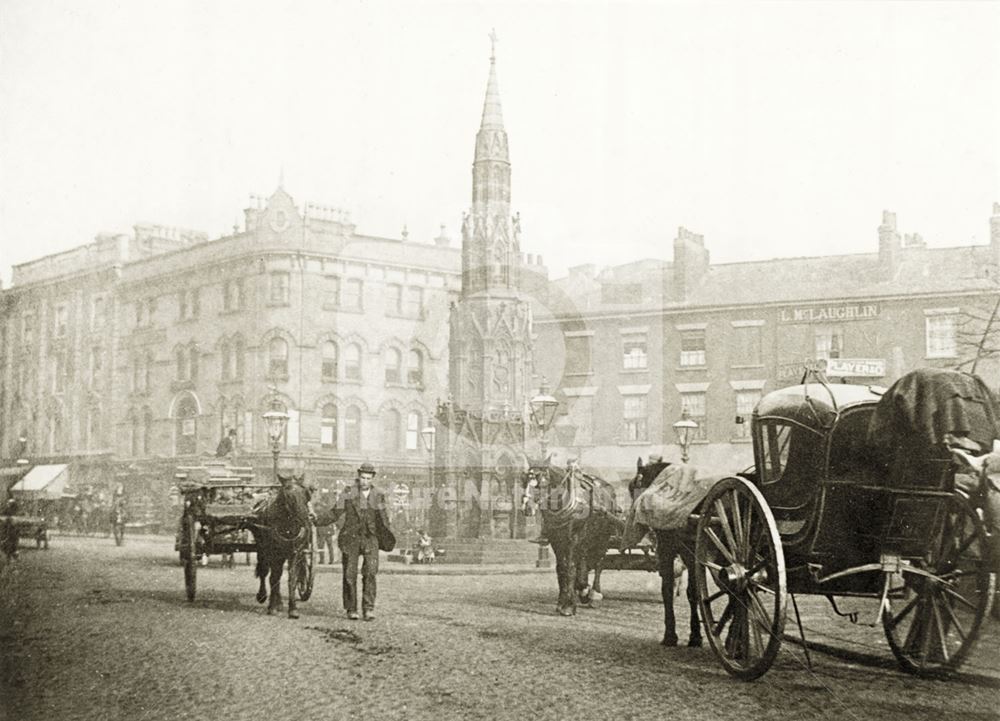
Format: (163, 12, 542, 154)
(522, 457, 623, 616)
(248, 482, 312, 619)
(629, 457, 702, 647)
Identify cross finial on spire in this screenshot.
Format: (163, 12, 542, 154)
(489, 28, 498, 63)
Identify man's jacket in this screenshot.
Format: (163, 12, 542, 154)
(315, 484, 396, 552)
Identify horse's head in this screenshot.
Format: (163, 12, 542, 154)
(629, 455, 671, 501)
(272, 483, 312, 541)
(522, 455, 554, 517)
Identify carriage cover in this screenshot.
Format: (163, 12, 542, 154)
(623, 463, 720, 545)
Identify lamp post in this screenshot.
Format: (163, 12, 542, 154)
(261, 401, 290, 485)
(420, 424, 436, 537)
(529, 380, 559, 457)
(672, 410, 699, 464)
(528, 380, 559, 566)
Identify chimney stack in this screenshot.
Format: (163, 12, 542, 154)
(878, 210, 900, 280)
(672, 227, 710, 300)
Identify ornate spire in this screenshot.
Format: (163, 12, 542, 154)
(479, 29, 505, 133)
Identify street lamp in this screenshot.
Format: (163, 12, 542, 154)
(420, 424, 436, 537)
(529, 379, 559, 456)
(262, 401, 290, 484)
(672, 410, 699, 464)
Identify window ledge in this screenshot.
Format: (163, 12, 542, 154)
(265, 300, 291, 308)
(730, 364, 765, 370)
(620, 368, 649, 374)
(728, 437, 753, 444)
(329, 306, 364, 314)
(676, 366, 707, 371)
(924, 354, 958, 361)
(565, 371, 594, 378)
(618, 440, 651, 446)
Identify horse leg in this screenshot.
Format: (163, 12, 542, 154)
(658, 531, 679, 646)
(563, 534, 579, 616)
(287, 552, 299, 619)
(553, 542, 570, 615)
(267, 558, 283, 615)
(683, 547, 702, 647)
(255, 550, 268, 604)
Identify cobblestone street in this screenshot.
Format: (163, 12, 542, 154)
(2, 536, 998, 721)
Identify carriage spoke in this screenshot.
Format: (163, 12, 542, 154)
(731, 494, 745, 562)
(713, 598, 735, 637)
(714, 498, 740, 559)
(706, 587, 728, 603)
(940, 584, 980, 612)
(940, 595, 968, 641)
(930, 597, 951, 664)
(702, 559, 724, 572)
(747, 591, 773, 634)
(886, 593, 921, 630)
(705, 527, 737, 565)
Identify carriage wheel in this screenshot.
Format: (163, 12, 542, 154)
(296, 524, 317, 601)
(881, 492, 995, 675)
(182, 515, 198, 602)
(695, 476, 787, 681)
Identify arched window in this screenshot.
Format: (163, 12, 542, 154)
(408, 349, 423, 386)
(322, 341, 338, 381)
(269, 337, 289, 377)
(234, 337, 245, 379)
(384, 348, 401, 384)
(220, 340, 231, 380)
(345, 344, 362, 382)
(321, 403, 338, 449)
(382, 409, 400, 452)
(406, 411, 421, 451)
(345, 406, 362, 450)
(174, 394, 199, 455)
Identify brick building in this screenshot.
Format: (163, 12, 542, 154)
(532, 205, 1000, 478)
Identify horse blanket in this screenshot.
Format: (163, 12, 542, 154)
(554, 467, 623, 524)
(622, 464, 719, 546)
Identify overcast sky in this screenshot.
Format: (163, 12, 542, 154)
(1, 1, 998, 286)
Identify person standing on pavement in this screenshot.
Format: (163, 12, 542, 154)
(315, 463, 396, 621)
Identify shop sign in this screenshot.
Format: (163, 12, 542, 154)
(779, 303, 879, 323)
(826, 358, 886, 377)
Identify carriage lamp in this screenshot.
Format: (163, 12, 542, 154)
(529, 380, 560, 455)
(673, 411, 699, 464)
(262, 401, 290, 484)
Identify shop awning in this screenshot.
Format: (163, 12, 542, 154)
(10, 464, 69, 500)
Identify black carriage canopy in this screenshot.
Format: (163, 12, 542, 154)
(867, 367, 1000, 462)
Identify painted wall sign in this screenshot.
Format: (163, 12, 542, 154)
(778, 303, 879, 323)
(826, 357, 886, 377)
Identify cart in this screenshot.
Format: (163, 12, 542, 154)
(691, 374, 995, 680)
(175, 461, 317, 603)
(4, 464, 69, 551)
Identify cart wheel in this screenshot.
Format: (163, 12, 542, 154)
(182, 515, 198, 602)
(695, 476, 787, 681)
(882, 492, 995, 675)
(297, 524, 317, 601)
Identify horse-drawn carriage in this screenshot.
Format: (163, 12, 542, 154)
(671, 370, 996, 680)
(175, 460, 317, 610)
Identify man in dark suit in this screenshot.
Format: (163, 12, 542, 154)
(315, 462, 395, 621)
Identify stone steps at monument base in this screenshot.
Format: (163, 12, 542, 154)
(432, 538, 542, 565)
